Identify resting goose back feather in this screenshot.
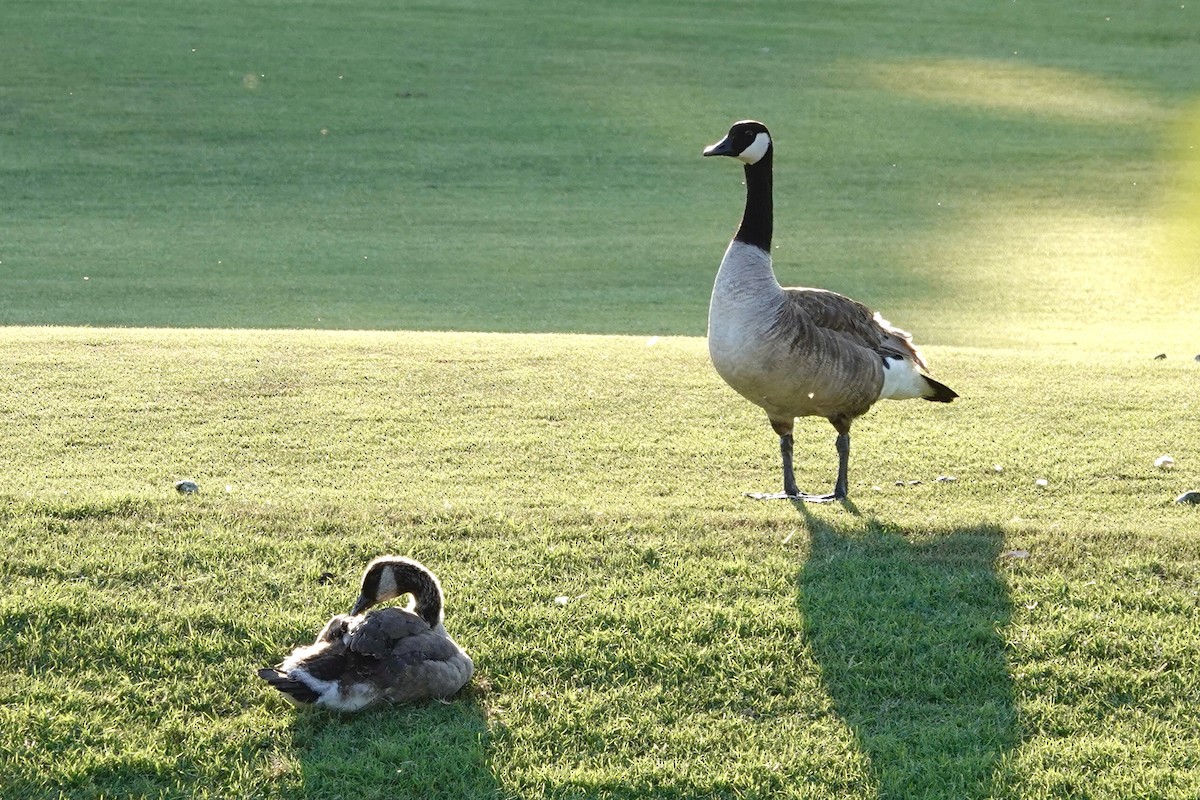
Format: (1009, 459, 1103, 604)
(703, 120, 956, 501)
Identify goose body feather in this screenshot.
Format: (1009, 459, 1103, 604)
(709, 242, 885, 421)
(259, 557, 473, 712)
(703, 120, 956, 500)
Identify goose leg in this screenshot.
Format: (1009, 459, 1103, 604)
(833, 431, 850, 499)
(784, 432, 849, 503)
(781, 432, 801, 497)
(801, 419, 852, 502)
(746, 420, 807, 501)
(747, 422, 851, 503)
(745, 431, 799, 500)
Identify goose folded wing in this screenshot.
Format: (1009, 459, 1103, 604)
(346, 608, 432, 659)
(378, 632, 474, 700)
(286, 644, 350, 683)
(784, 288, 927, 368)
(383, 630, 468, 669)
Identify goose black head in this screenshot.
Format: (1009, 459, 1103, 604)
(349, 555, 445, 626)
(702, 120, 772, 165)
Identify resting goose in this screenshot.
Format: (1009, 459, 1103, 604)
(258, 556, 473, 712)
(702, 120, 957, 502)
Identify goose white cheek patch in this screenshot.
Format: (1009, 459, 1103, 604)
(737, 132, 771, 164)
(376, 569, 397, 603)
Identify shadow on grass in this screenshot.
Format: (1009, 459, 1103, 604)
(283, 687, 497, 800)
(796, 513, 1018, 799)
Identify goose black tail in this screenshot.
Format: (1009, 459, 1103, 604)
(922, 376, 958, 403)
(257, 668, 320, 704)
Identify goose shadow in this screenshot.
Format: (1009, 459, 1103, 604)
(796, 512, 1018, 798)
(278, 688, 497, 799)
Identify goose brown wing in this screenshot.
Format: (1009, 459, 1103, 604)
(784, 288, 927, 368)
(384, 628, 467, 665)
(347, 607, 432, 659)
(283, 642, 350, 683)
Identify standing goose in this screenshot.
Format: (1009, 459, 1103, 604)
(258, 556, 473, 712)
(702, 120, 957, 502)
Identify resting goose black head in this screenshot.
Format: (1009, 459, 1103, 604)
(349, 555, 444, 627)
(702, 119, 772, 165)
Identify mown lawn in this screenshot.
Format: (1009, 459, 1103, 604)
(2, 0, 1197, 347)
(1, 329, 1198, 799)
(2, 0, 1199, 797)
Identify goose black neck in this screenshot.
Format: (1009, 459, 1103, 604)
(734, 152, 772, 252)
(410, 581, 444, 627)
(396, 563, 444, 626)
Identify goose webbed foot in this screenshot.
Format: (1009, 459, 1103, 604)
(799, 489, 846, 504)
(745, 490, 794, 501)
(744, 489, 846, 503)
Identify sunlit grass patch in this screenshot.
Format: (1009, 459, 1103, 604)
(863, 58, 1172, 125)
(907, 204, 1199, 351)
(2, 327, 1199, 798)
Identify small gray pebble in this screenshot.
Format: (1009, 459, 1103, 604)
(175, 480, 199, 494)
(1194, 354, 1200, 363)
(1175, 490, 1200, 505)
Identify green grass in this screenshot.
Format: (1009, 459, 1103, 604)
(3, 0, 1198, 347)
(2, 329, 1198, 798)
(3, 0, 1200, 797)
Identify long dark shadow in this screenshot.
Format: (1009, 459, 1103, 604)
(284, 689, 497, 799)
(796, 512, 1018, 798)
